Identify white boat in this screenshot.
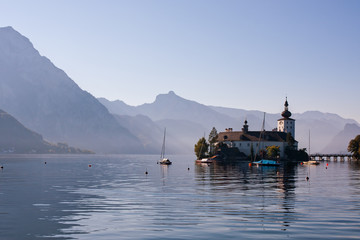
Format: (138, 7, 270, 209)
(195, 155, 223, 164)
(302, 130, 319, 165)
(302, 160, 320, 165)
(195, 158, 213, 163)
(159, 158, 172, 165)
(159, 128, 172, 165)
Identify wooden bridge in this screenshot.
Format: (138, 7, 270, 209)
(310, 154, 354, 161)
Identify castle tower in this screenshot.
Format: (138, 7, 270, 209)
(242, 119, 249, 133)
(277, 97, 295, 138)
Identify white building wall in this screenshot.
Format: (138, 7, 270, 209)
(277, 119, 295, 139)
(224, 141, 288, 158)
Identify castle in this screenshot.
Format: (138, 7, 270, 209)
(217, 98, 298, 158)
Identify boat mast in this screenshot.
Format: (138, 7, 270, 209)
(254, 112, 266, 162)
(161, 128, 166, 159)
(309, 129, 311, 159)
(307, 129, 310, 180)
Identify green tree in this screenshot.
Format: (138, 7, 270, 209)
(194, 137, 209, 159)
(348, 135, 360, 160)
(285, 147, 308, 161)
(266, 145, 280, 159)
(286, 132, 295, 149)
(208, 127, 218, 156)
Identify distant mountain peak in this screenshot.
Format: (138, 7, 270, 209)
(155, 90, 183, 103)
(162, 90, 178, 97)
(0, 27, 145, 153)
(0, 26, 35, 53)
(321, 122, 360, 154)
(1, 26, 15, 32)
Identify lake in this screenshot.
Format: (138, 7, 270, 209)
(0, 155, 359, 239)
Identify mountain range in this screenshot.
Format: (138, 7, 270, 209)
(1, 26, 359, 154)
(0, 109, 91, 153)
(0, 26, 143, 154)
(99, 93, 359, 154)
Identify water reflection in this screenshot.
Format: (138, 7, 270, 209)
(0, 156, 101, 240)
(194, 162, 298, 232)
(1, 156, 360, 240)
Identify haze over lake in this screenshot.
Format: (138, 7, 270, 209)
(0, 155, 359, 240)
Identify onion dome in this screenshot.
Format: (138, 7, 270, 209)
(242, 119, 249, 133)
(281, 97, 292, 118)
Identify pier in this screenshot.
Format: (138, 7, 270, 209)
(310, 154, 354, 162)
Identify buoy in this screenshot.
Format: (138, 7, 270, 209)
(326, 163, 329, 166)
(306, 176, 309, 181)
(187, 167, 190, 171)
(44, 162, 47, 164)
(145, 169, 148, 175)
(249, 163, 252, 167)
(88, 164, 92, 168)
(0, 165, 3, 169)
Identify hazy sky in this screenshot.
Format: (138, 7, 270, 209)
(1, 0, 359, 122)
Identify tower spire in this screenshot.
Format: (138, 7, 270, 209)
(242, 118, 249, 133)
(281, 97, 291, 118)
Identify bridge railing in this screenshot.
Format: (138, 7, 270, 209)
(309, 154, 354, 161)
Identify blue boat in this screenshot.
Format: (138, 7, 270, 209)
(253, 159, 280, 166)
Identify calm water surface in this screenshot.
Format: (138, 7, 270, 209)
(0, 155, 359, 239)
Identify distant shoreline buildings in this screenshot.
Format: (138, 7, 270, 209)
(217, 98, 298, 158)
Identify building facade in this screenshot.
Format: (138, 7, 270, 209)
(217, 99, 298, 159)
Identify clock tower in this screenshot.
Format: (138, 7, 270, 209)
(277, 97, 295, 139)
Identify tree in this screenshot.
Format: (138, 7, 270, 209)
(208, 127, 218, 156)
(194, 137, 209, 159)
(286, 132, 295, 149)
(266, 146, 280, 159)
(285, 147, 308, 161)
(348, 135, 360, 160)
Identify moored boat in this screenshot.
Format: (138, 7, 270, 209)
(302, 160, 320, 165)
(252, 159, 280, 166)
(195, 158, 213, 163)
(159, 128, 172, 165)
(195, 155, 223, 164)
(159, 158, 172, 165)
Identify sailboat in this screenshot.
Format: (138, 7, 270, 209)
(252, 113, 280, 167)
(303, 130, 319, 165)
(159, 128, 172, 165)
